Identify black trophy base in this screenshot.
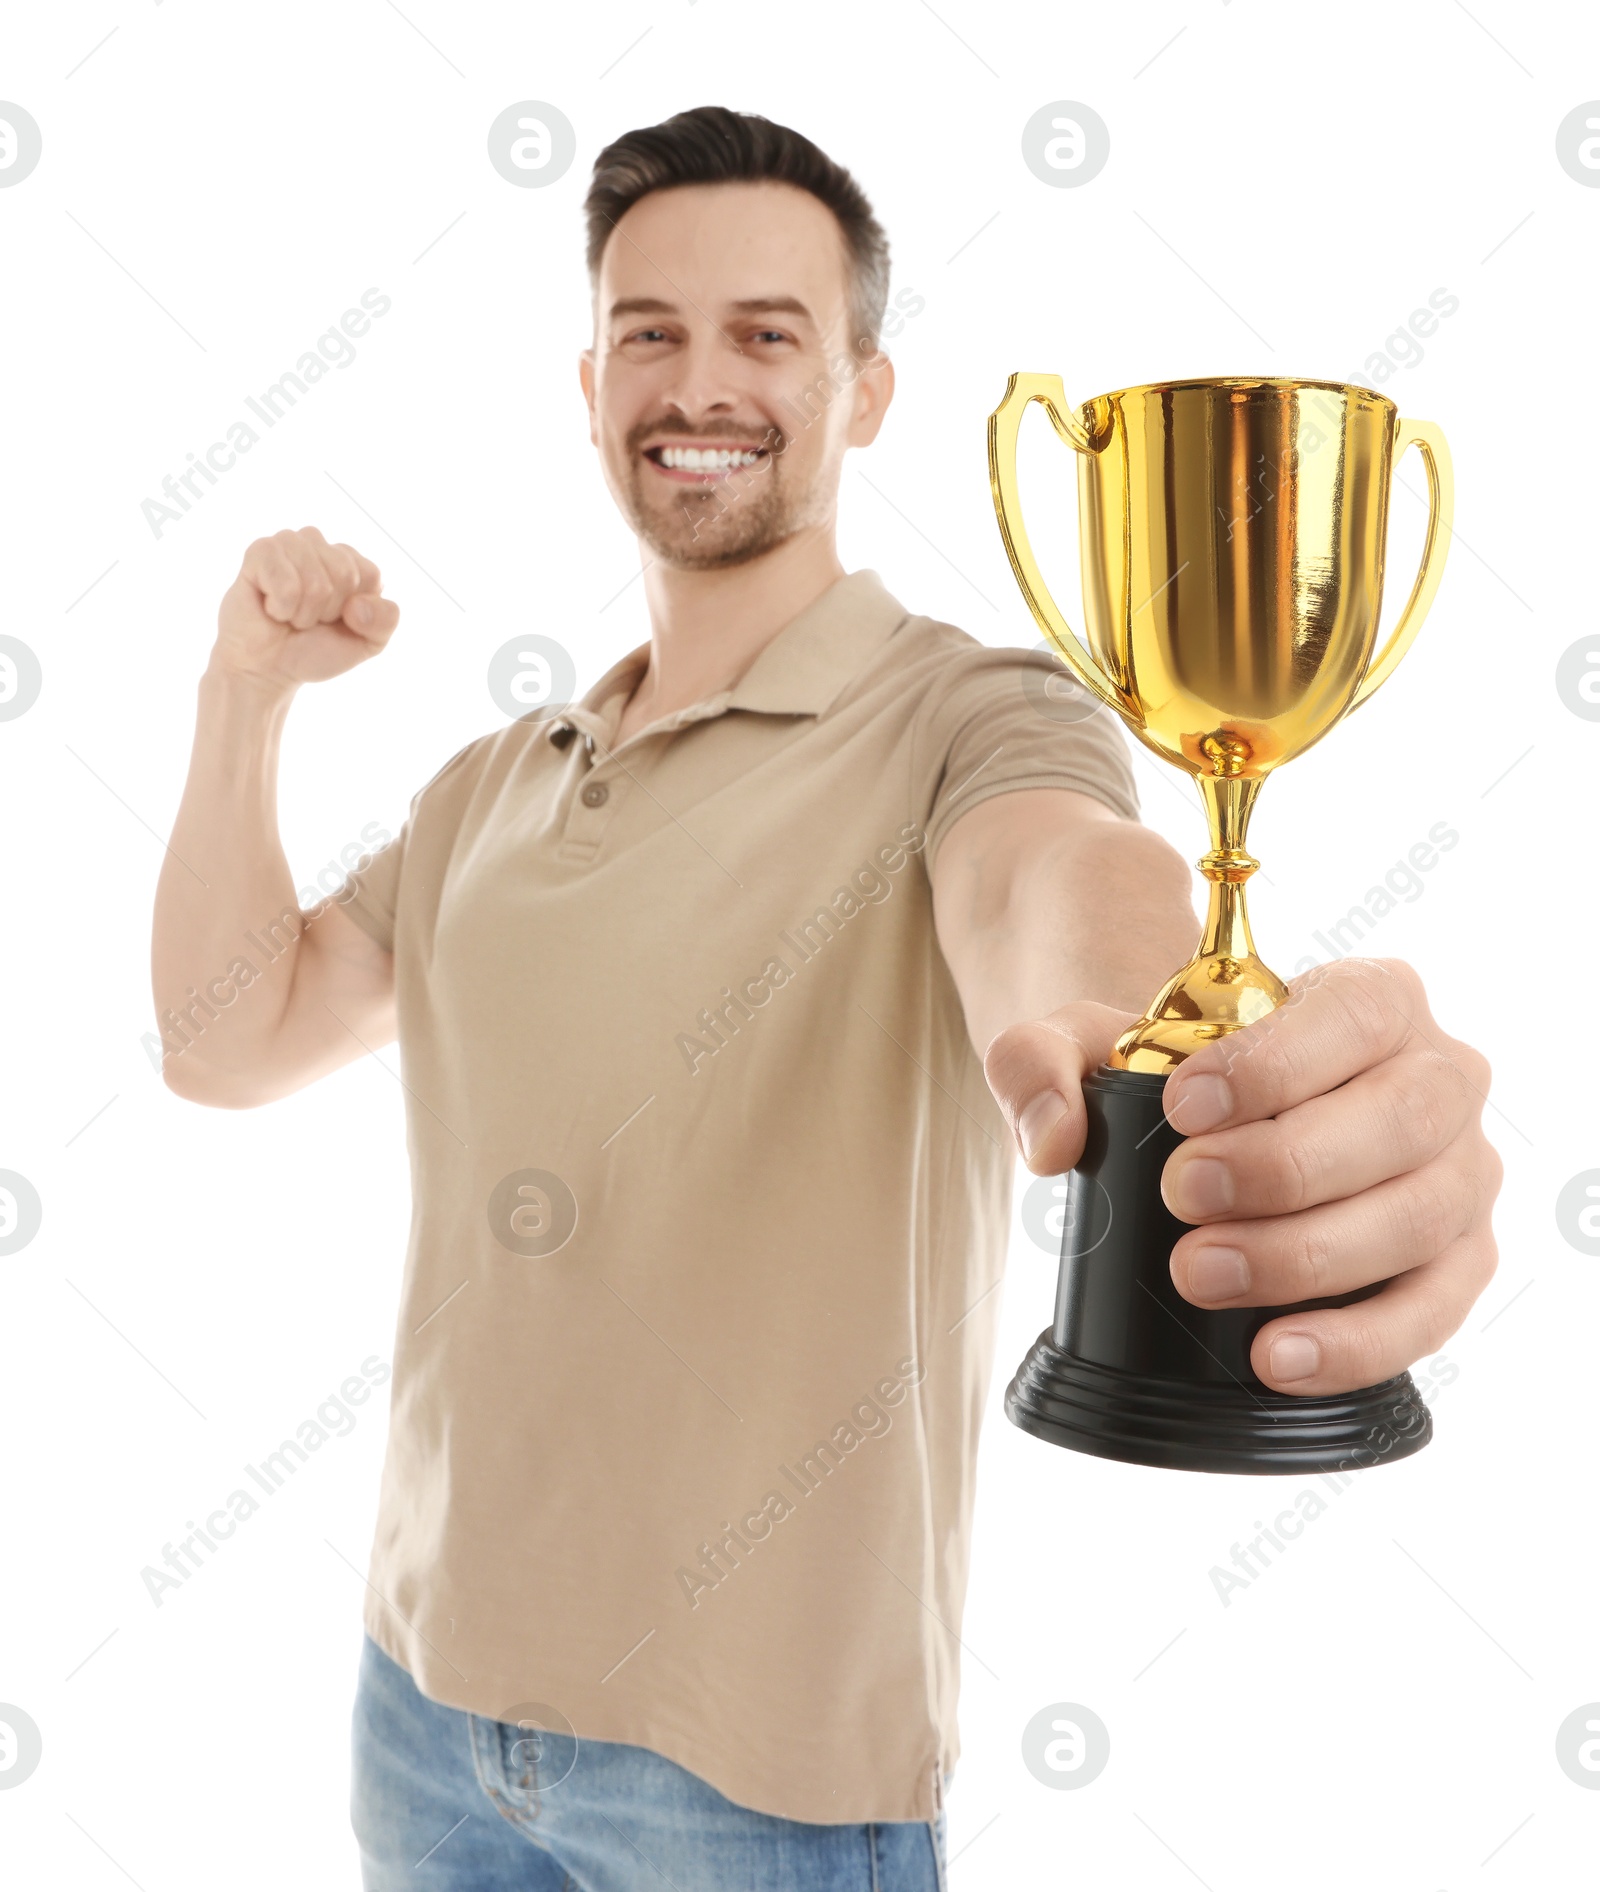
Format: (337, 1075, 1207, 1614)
(1007, 1338, 1430, 1475)
(1005, 1065, 1433, 1476)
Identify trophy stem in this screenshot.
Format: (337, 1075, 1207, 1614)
(1110, 769, 1289, 1072)
(1193, 772, 1263, 969)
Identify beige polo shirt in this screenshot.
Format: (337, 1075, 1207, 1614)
(339, 568, 1140, 1824)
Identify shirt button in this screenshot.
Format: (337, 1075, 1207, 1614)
(581, 781, 610, 808)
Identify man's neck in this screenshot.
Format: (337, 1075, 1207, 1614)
(613, 529, 847, 745)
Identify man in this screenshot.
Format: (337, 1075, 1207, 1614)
(152, 105, 1501, 1890)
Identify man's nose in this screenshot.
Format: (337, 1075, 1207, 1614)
(658, 330, 751, 418)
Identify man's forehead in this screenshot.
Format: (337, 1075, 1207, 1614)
(597, 183, 850, 323)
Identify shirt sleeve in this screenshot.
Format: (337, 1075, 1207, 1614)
(334, 735, 486, 955)
(919, 642, 1142, 871)
(337, 824, 406, 953)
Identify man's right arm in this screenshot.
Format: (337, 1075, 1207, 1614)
(152, 527, 401, 1109)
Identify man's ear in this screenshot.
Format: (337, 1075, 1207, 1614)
(578, 348, 598, 447)
(846, 351, 895, 450)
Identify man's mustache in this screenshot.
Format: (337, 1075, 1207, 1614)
(628, 419, 786, 452)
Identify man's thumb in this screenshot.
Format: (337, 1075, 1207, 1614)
(981, 1000, 1136, 1175)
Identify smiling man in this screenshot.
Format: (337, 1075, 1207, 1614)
(152, 105, 1502, 1891)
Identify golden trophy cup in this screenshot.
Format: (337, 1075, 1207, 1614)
(988, 373, 1452, 1473)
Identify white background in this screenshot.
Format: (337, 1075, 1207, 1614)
(2, 2, 1596, 1886)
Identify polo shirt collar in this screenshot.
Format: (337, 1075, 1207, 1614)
(724, 568, 909, 715)
(544, 569, 909, 750)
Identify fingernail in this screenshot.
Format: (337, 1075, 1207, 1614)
(1166, 1072, 1232, 1134)
(1018, 1090, 1069, 1164)
(1187, 1244, 1249, 1302)
(1269, 1335, 1321, 1383)
(348, 597, 372, 626)
(1163, 1155, 1233, 1220)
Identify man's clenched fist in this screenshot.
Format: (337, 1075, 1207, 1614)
(214, 526, 399, 689)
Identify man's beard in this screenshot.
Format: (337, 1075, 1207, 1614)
(620, 444, 815, 571)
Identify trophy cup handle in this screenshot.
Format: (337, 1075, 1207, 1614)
(1348, 417, 1454, 713)
(987, 372, 1129, 716)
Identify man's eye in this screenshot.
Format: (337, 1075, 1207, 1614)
(750, 330, 790, 345)
(625, 328, 670, 344)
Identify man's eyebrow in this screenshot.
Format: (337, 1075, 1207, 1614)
(606, 296, 677, 320)
(605, 294, 818, 324)
(725, 296, 816, 323)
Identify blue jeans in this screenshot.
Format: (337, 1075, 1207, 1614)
(350, 1635, 948, 1890)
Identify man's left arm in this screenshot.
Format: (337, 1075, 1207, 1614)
(931, 787, 1503, 1397)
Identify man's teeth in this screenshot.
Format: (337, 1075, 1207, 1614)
(656, 446, 765, 470)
